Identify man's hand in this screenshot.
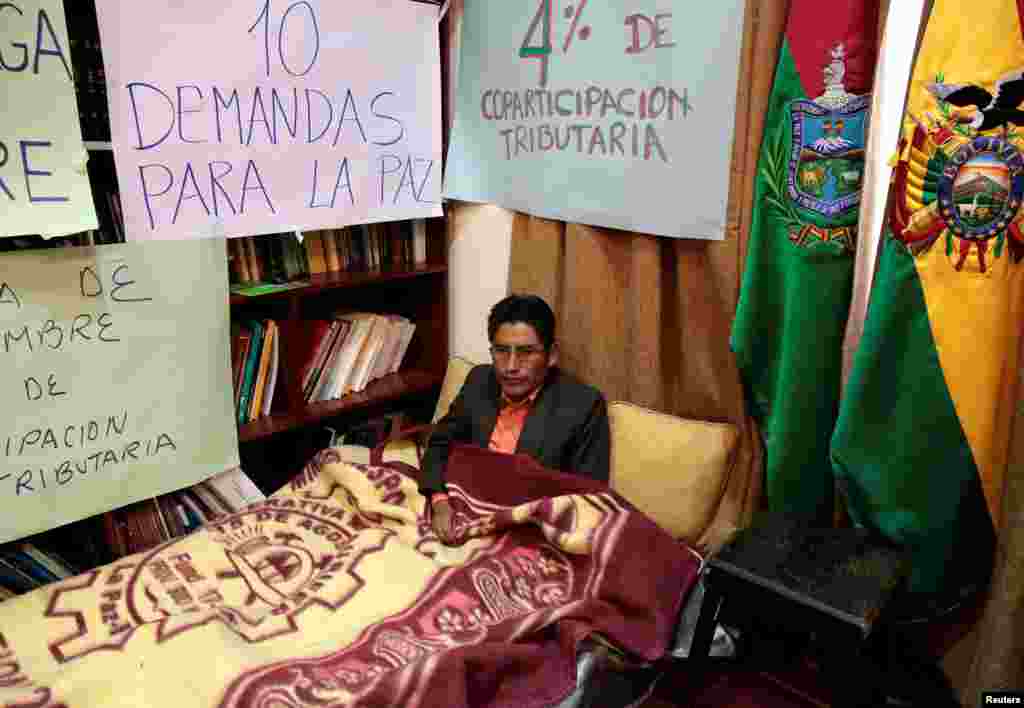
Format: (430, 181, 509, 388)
(431, 499, 456, 545)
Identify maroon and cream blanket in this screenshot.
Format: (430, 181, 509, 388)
(0, 444, 702, 708)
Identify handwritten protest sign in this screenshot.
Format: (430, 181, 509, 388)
(94, 0, 443, 241)
(0, 240, 238, 543)
(444, 0, 745, 240)
(1, 0, 99, 239)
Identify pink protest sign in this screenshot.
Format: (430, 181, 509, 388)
(95, 0, 442, 241)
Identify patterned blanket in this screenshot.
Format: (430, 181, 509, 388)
(0, 444, 702, 708)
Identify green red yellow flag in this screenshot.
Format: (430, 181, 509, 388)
(832, 0, 1024, 605)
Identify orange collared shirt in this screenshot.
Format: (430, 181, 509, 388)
(488, 386, 541, 454)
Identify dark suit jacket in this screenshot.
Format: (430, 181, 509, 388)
(419, 365, 611, 494)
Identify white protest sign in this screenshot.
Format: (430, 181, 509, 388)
(0, 240, 239, 543)
(444, 0, 745, 239)
(0, 0, 99, 239)
(94, 0, 443, 241)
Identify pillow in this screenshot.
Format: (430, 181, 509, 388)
(608, 401, 739, 545)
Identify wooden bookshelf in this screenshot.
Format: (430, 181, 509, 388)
(230, 219, 450, 488)
(232, 253, 451, 450)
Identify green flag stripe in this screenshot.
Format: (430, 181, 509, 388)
(831, 235, 995, 602)
(732, 40, 855, 523)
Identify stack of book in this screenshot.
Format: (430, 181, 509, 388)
(228, 233, 311, 286)
(301, 312, 416, 402)
(0, 468, 264, 602)
(0, 543, 80, 600)
(102, 467, 265, 559)
(231, 320, 280, 424)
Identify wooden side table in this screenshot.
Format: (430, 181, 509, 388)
(689, 513, 909, 708)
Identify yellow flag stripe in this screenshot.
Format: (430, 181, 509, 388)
(904, 0, 1024, 527)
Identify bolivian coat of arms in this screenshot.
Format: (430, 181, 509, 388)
(889, 69, 1024, 272)
(762, 44, 869, 252)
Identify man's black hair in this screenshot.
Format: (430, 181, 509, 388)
(487, 294, 556, 349)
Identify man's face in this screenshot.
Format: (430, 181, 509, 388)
(490, 322, 556, 402)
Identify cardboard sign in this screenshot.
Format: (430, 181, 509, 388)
(0, 240, 239, 543)
(94, 0, 443, 241)
(1, 0, 99, 239)
(444, 0, 745, 240)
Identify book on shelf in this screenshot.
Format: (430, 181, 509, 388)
(0, 558, 37, 595)
(231, 281, 311, 298)
(350, 315, 391, 392)
(228, 233, 310, 287)
(227, 218, 432, 285)
(19, 543, 76, 580)
(249, 320, 276, 420)
(0, 468, 264, 603)
(3, 548, 62, 586)
(237, 319, 264, 423)
(190, 483, 235, 518)
(261, 325, 281, 418)
(205, 467, 266, 511)
(315, 317, 362, 400)
(231, 320, 280, 424)
(299, 320, 335, 396)
(299, 312, 417, 404)
(412, 220, 427, 264)
(296, 220, 428, 277)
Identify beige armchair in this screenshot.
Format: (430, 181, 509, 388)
(337, 357, 741, 549)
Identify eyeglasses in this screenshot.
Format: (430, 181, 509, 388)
(489, 344, 546, 360)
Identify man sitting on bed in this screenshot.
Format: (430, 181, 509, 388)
(420, 294, 611, 544)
